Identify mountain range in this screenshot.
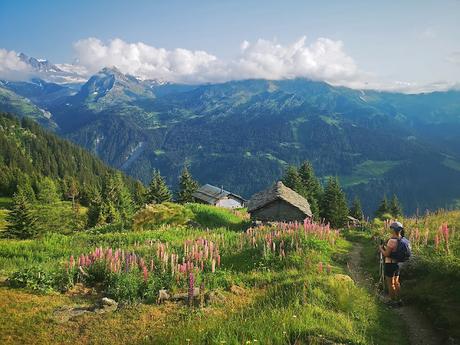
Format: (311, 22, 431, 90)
(1, 54, 460, 214)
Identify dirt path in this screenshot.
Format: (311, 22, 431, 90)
(347, 242, 444, 345)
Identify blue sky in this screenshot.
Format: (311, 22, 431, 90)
(0, 0, 459, 91)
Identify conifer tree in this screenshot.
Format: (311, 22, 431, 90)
(115, 173, 135, 226)
(6, 188, 37, 239)
(350, 196, 364, 221)
(133, 180, 147, 208)
(177, 165, 199, 203)
(146, 169, 172, 204)
(16, 174, 36, 202)
(390, 194, 403, 218)
(282, 166, 304, 195)
(87, 185, 105, 228)
(298, 161, 323, 218)
(100, 172, 134, 226)
(320, 176, 349, 228)
(37, 177, 60, 204)
(375, 196, 390, 219)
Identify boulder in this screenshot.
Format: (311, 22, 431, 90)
(158, 289, 171, 303)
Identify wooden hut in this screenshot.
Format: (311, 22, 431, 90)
(248, 181, 312, 221)
(192, 184, 246, 209)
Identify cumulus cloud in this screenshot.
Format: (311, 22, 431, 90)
(1, 37, 456, 93)
(72, 36, 362, 86)
(0, 49, 32, 80)
(73, 37, 226, 83)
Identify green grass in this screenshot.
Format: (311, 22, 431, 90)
(186, 203, 249, 230)
(0, 206, 410, 344)
(0, 197, 12, 209)
(339, 160, 401, 187)
(0, 209, 9, 232)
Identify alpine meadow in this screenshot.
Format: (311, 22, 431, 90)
(0, 1, 460, 345)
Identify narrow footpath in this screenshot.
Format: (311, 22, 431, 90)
(347, 242, 444, 345)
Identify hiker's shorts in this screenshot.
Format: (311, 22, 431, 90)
(384, 263, 400, 277)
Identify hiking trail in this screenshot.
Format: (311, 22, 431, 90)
(347, 242, 444, 345)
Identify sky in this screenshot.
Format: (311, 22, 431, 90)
(0, 0, 459, 92)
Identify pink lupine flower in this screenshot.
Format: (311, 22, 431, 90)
(318, 262, 323, 273)
(211, 258, 216, 273)
(143, 266, 148, 282)
(326, 264, 332, 274)
(434, 234, 440, 250)
(69, 255, 75, 268)
(188, 272, 195, 307)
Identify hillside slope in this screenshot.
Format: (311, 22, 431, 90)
(2, 71, 460, 214)
(0, 113, 124, 196)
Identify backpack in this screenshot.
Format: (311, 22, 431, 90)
(390, 237, 412, 262)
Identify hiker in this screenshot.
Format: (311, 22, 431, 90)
(379, 221, 411, 305)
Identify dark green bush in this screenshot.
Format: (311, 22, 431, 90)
(8, 267, 56, 293)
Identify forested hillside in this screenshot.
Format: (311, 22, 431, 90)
(0, 113, 122, 196)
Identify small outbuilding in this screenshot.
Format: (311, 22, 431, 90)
(192, 184, 246, 209)
(248, 181, 312, 221)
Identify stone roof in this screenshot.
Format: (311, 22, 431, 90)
(192, 184, 246, 205)
(247, 181, 312, 217)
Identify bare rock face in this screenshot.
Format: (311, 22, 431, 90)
(53, 306, 91, 323)
(158, 289, 171, 303)
(53, 297, 118, 322)
(94, 297, 118, 314)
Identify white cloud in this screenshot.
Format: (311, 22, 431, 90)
(0, 49, 32, 80)
(72, 36, 363, 86)
(73, 37, 225, 83)
(0, 37, 456, 93)
(447, 51, 460, 65)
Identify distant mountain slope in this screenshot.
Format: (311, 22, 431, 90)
(0, 83, 56, 128)
(2, 67, 460, 214)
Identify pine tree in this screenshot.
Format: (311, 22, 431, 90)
(350, 196, 364, 221)
(99, 172, 134, 226)
(146, 169, 172, 204)
(320, 176, 349, 228)
(390, 194, 403, 218)
(298, 161, 323, 218)
(87, 185, 105, 228)
(177, 165, 199, 203)
(37, 177, 60, 204)
(115, 173, 134, 226)
(375, 196, 390, 219)
(6, 188, 37, 239)
(133, 180, 147, 208)
(16, 174, 36, 202)
(282, 166, 304, 195)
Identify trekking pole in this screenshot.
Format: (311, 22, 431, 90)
(378, 239, 385, 291)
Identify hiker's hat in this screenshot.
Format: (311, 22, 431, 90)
(390, 221, 404, 231)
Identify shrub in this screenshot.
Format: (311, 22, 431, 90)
(133, 202, 193, 230)
(8, 267, 56, 293)
(106, 271, 144, 303)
